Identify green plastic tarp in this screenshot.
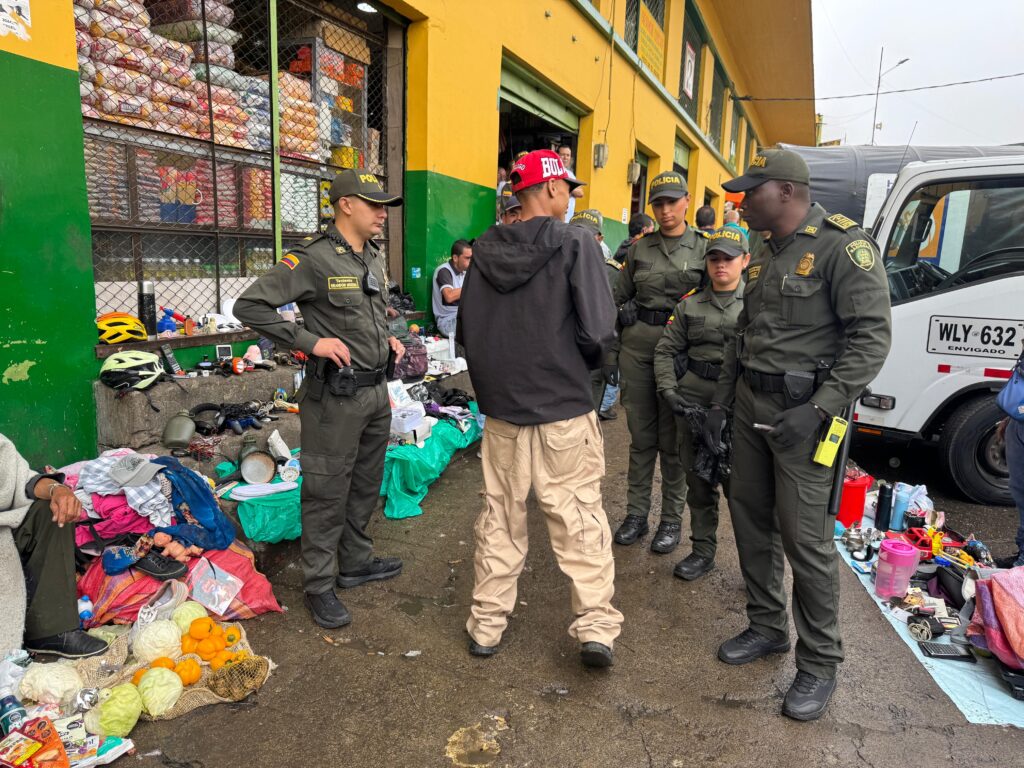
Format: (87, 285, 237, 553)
(380, 404, 482, 519)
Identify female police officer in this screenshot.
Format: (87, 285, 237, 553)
(653, 228, 749, 579)
(607, 172, 707, 553)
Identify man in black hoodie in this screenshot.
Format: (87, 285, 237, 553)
(457, 149, 623, 668)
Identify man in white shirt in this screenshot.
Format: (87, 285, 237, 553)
(559, 145, 585, 222)
(432, 239, 473, 337)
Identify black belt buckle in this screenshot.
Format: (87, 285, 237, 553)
(329, 366, 358, 397)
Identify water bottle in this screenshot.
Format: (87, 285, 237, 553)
(0, 688, 27, 736)
(875, 482, 893, 531)
(138, 280, 157, 340)
(78, 595, 94, 626)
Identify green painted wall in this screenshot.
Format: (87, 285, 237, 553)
(0, 52, 97, 468)
(403, 170, 496, 321)
(602, 218, 628, 253)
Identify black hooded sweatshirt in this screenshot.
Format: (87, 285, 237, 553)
(456, 216, 615, 425)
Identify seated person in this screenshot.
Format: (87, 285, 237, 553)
(1, 433, 108, 658)
(432, 239, 473, 338)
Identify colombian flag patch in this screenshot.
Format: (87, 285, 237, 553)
(281, 253, 300, 270)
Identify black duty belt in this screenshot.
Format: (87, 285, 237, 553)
(741, 366, 828, 393)
(637, 308, 671, 326)
(688, 359, 722, 381)
(306, 360, 385, 396)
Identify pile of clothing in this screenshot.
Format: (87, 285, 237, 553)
(61, 450, 279, 626)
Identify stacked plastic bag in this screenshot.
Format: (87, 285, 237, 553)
(272, 72, 320, 160)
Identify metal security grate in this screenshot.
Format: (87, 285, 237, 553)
(80, 0, 395, 328)
(624, 0, 666, 52)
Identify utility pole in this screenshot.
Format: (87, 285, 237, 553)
(871, 47, 910, 146)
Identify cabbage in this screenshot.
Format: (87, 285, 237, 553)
(84, 684, 143, 737)
(133, 620, 182, 663)
(136, 667, 183, 717)
(172, 601, 208, 635)
(19, 661, 83, 705)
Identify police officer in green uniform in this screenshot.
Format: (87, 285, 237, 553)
(234, 170, 407, 630)
(609, 172, 707, 554)
(571, 208, 624, 412)
(703, 150, 892, 721)
(653, 228, 749, 581)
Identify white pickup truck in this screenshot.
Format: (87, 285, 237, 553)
(851, 154, 1024, 505)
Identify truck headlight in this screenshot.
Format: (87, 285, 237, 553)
(860, 393, 896, 410)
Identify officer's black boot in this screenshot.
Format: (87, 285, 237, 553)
(650, 522, 681, 554)
(337, 556, 403, 588)
(25, 630, 108, 659)
(580, 642, 614, 668)
(782, 671, 837, 721)
(614, 515, 649, 545)
(673, 552, 715, 580)
(304, 590, 352, 629)
(717, 627, 791, 665)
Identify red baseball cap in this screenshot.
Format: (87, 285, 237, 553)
(510, 150, 585, 193)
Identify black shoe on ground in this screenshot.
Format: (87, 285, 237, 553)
(336, 556, 403, 589)
(650, 522, 681, 554)
(673, 552, 715, 580)
(135, 550, 188, 581)
(26, 630, 109, 659)
(717, 627, 791, 665)
(598, 409, 617, 421)
(614, 515, 649, 546)
(468, 636, 500, 657)
(580, 641, 614, 668)
(782, 671, 837, 721)
(304, 590, 352, 629)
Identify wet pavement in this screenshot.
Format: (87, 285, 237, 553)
(133, 411, 1024, 767)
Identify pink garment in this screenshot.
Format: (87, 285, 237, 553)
(74, 492, 153, 547)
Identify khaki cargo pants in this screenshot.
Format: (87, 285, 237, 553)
(467, 412, 624, 648)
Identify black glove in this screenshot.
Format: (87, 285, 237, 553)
(618, 298, 638, 327)
(672, 352, 689, 380)
(702, 406, 727, 455)
(770, 403, 825, 450)
(662, 389, 694, 416)
(603, 365, 619, 387)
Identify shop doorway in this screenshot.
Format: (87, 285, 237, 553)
(631, 151, 649, 217)
(497, 100, 577, 180)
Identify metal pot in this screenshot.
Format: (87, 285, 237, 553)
(239, 450, 277, 484)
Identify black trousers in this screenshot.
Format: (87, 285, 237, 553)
(14, 500, 79, 640)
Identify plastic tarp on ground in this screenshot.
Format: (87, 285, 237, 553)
(380, 403, 482, 519)
(837, 545, 1024, 727)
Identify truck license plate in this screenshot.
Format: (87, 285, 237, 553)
(927, 315, 1024, 359)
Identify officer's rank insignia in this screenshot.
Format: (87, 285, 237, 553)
(801, 225, 818, 235)
(826, 213, 857, 231)
(328, 276, 359, 291)
(796, 253, 815, 276)
(846, 239, 875, 271)
(281, 253, 300, 270)
(747, 264, 762, 280)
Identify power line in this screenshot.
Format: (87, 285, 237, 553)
(736, 71, 1024, 102)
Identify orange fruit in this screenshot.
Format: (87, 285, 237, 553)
(189, 617, 214, 640)
(131, 668, 147, 686)
(150, 657, 175, 670)
(181, 635, 198, 655)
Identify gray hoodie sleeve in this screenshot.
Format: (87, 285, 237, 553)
(569, 231, 616, 370)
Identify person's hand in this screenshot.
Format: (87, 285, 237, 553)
(388, 336, 406, 363)
(386, 307, 399, 319)
(770, 403, 826, 450)
(662, 389, 694, 415)
(312, 337, 351, 367)
(50, 485, 81, 527)
(702, 406, 727, 455)
(603, 364, 619, 387)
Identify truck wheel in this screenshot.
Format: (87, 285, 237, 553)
(939, 396, 1011, 506)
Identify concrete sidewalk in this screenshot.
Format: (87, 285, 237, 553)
(135, 414, 1024, 768)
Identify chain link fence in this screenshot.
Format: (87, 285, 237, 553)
(77, 0, 393, 326)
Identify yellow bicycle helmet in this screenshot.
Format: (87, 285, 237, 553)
(97, 312, 146, 344)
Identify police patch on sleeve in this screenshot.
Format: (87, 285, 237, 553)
(826, 213, 858, 231)
(747, 264, 762, 281)
(280, 253, 300, 270)
(845, 239, 876, 271)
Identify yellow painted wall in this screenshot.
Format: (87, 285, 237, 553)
(387, 0, 812, 226)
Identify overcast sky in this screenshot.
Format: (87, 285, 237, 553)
(812, 0, 1024, 147)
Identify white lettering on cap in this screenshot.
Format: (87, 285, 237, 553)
(540, 157, 564, 179)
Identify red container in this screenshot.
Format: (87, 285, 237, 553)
(837, 474, 873, 528)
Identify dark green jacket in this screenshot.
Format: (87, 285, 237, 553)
(712, 203, 892, 415)
(233, 221, 390, 371)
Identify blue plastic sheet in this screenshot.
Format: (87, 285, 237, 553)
(837, 544, 1024, 727)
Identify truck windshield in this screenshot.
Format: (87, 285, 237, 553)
(884, 177, 1024, 302)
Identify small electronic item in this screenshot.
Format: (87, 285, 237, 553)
(160, 343, 183, 375)
(918, 641, 976, 662)
(813, 415, 848, 467)
(215, 344, 233, 361)
(752, 423, 774, 432)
